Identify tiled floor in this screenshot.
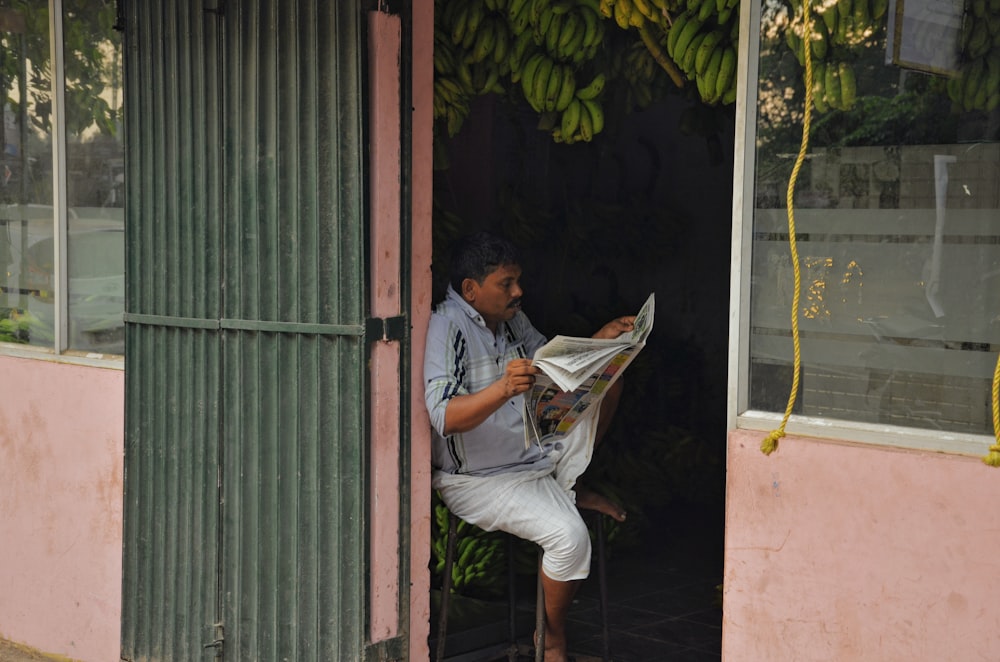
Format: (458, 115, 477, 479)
(565, 516, 723, 661)
(433, 507, 724, 661)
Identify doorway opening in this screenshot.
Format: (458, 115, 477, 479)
(427, 54, 733, 659)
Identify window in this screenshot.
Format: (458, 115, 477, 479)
(0, 0, 123, 356)
(743, 0, 999, 440)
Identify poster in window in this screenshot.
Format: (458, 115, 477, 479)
(885, 0, 964, 76)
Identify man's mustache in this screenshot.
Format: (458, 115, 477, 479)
(507, 298, 522, 309)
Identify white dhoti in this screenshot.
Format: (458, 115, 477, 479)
(432, 413, 598, 582)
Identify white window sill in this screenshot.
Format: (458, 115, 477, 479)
(735, 410, 993, 459)
(0, 341, 124, 370)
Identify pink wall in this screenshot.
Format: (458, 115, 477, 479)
(724, 428, 1000, 661)
(0, 355, 123, 662)
(368, 7, 404, 643)
(409, 0, 435, 656)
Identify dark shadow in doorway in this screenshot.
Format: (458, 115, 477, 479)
(432, 503, 724, 662)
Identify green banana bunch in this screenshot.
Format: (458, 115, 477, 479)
(811, 60, 829, 113)
(807, 58, 856, 111)
(785, 0, 881, 60)
(694, 40, 736, 104)
(666, 9, 702, 62)
(520, 52, 552, 110)
(447, 0, 489, 49)
(433, 76, 472, 136)
(527, 0, 608, 63)
(613, 0, 633, 29)
(943, 0, 1000, 113)
(508, 0, 535, 34)
(488, 0, 614, 142)
(576, 71, 607, 98)
(632, 0, 669, 27)
(508, 25, 539, 82)
(434, 0, 531, 137)
(694, 29, 725, 76)
(434, 29, 459, 77)
(780, 0, 882, 114)
(429, 500, 507, 595)
(784, 3, 831, 67)
(634, 41, 660, 106)
(661, 0, 739, 106)
(626, 39, 658, 84)
(447, 532, 504, 592)
(836, 60, 857, 109)
(715, 46, 737, 103)
(553, 95, 606, 142)
(610, 0, 664, 29)
(948, 49, 1000, 112)
(797, 0, 877, 48)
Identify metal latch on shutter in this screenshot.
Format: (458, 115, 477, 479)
(203, 622, 224, 659)
(365, 315, 407, 342)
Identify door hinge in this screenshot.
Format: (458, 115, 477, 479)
(366, 315, 408, 342)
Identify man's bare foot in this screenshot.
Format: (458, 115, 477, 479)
(576, 487, 626, 522)
(535, 628, 569, 662)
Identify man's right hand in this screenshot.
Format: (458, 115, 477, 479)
(442, 359, 539, 436)
(501, 358, 539, 398)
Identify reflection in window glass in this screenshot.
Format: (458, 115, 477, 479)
(751, 0, 999, 434)
(0, 0, 53, 347)
(64, 0, 123, 354)
(0, 0, 123, 354)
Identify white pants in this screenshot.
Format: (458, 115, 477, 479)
(432, 413, 597, 582)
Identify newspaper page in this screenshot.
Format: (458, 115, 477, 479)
(523, 293, 655, 448)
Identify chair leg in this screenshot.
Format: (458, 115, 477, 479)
(506, 534, 518, 662)
(595, 515, 611, 662)
(436, 512, 459, 662)
(535, 549, 545, 662)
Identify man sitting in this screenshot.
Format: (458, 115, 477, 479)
(423, 232, 633, 661)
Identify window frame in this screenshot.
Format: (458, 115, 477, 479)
(726, 0, 994, 457)
(0, 0, 124, 367)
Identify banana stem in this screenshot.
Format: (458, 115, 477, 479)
(638, 24, 685, 89)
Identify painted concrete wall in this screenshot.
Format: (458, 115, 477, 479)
(723, 428, 1000, 661)
(0, 355, 123, 662)
(409, 0, 435, 657)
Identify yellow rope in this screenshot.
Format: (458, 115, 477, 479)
(762, 1, 813, 456)
(981, 353, 1000, 466)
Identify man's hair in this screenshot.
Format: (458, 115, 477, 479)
(449, 232, 521, 293)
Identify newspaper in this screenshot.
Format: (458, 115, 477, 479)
(523, 293, 655, 448)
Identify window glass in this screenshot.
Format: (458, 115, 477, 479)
(751, 0, 999, 434)
(64, 0, 123, 354)
(0, 0, 53, 347)
(0, 0, 123, 355)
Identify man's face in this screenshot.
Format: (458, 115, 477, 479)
(462, 263, 524, 331)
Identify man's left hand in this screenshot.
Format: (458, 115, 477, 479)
(592, 316, 636, 340)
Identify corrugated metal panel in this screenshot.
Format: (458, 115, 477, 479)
(218, 2, 366, 659)
(122, 2, 224, 660)
(122, 326, 222, 660)
(122, 1, 370, 660)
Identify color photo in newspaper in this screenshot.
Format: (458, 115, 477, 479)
(523, 293, 655, 448)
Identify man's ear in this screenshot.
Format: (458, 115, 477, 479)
(460, 277, 477, 302)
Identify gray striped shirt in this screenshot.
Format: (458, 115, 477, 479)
(424, 286, 551, 475)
